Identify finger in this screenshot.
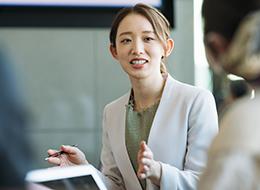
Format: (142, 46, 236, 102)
(143, 165, 149, 172)
(142, 141, 151, 152)
(138, 165, 149, 173)
(140, 141, 153, 154)
(141, 158, 152, 166)
(138, 163, 145, 173)
(137, 167, 145, 178)
(137, 152, 148, 164)
(47, 157, 61, 166)
(60, 145, 77, 155)
(137, 141, 149, 161)
(137, 160, 150, 177)
(137, 147, 147, 162)
(138, 164, 152, 180)
(137, 149, 144, 163)
(59, 154, 76, 166)
(47, 149, 59, 156)
(138, 172, 147, 179)
(139, 141, 146, 151)
(140, 150, 153, 159)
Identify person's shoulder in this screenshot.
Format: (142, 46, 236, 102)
(222, 93, 260, 126)
(168, 75, 213, 99)
(104, 91, 130, 111)
(214, 93, 260, 154)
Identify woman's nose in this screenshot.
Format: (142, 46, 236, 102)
(131, 40, 144, 55)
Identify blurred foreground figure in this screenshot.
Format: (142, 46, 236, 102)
(0, 48, 33, 189)
(218, 79, 251, 119)
(199, 0, 260, 189)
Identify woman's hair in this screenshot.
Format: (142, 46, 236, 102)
(109, 3, 170, 47)
(109, 3, 171, 73)
(202, 0, 260, 40)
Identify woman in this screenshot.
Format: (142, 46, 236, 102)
(47, 3, 218, 190)
(199, 0, 260, 189)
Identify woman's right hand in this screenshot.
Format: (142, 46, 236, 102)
(46, 145, 88, 167)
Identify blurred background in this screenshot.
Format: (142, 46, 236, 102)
(0, 0, 239, 169)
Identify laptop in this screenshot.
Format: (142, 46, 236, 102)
(25, 164, 107, 190)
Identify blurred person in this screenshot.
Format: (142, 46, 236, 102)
(0, 48, 33, 189)
(229, 80, 250, 100)
(47, 3, 218, 190)
(218, 79, 251, 119)
(199, 0, 260, 189)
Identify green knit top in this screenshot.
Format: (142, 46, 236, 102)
(125, 93, 160, 190)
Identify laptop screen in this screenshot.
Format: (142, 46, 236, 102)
(26, 165, 107, 190)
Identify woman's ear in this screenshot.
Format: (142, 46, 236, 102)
(109, 44, 118, 60)
(164, 38, 174, 57)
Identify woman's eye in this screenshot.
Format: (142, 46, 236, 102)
(121, 39, 131, 44)
(144, 37, 154, 42)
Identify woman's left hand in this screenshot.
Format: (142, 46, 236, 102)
(137, 141, 162, 186)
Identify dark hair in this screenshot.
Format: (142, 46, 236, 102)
(109, 3, 170, 48)
(202, 0, 260, 40)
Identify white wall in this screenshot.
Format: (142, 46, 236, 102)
(0, 0, 194, 168)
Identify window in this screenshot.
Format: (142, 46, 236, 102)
(0, 0, 174, 27)
(193, 0, 212, 90)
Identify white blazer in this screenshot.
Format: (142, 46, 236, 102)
(98, 75, 218, 190)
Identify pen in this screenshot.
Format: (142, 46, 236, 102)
(45, 144, 78, 161)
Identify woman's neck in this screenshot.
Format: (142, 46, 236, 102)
(131, 74, 166, 111)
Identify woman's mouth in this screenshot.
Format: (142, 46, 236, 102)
(129, 59, 148, 65)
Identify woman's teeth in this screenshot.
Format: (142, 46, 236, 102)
(130, 60, 147, 65)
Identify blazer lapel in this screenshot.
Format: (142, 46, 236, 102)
(147, 75, 175, 159)
(109, 92, 143, 190)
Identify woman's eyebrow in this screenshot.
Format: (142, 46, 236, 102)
(119, 31, 132, 37)
(142, 30, 155, 34)
(119, 30, 155, 37)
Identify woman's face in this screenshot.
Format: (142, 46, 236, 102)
(110, 13, 166, 80)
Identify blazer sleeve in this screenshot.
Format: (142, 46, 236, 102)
(98, 105, 126, 190)
(160, 90, 219, 190)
